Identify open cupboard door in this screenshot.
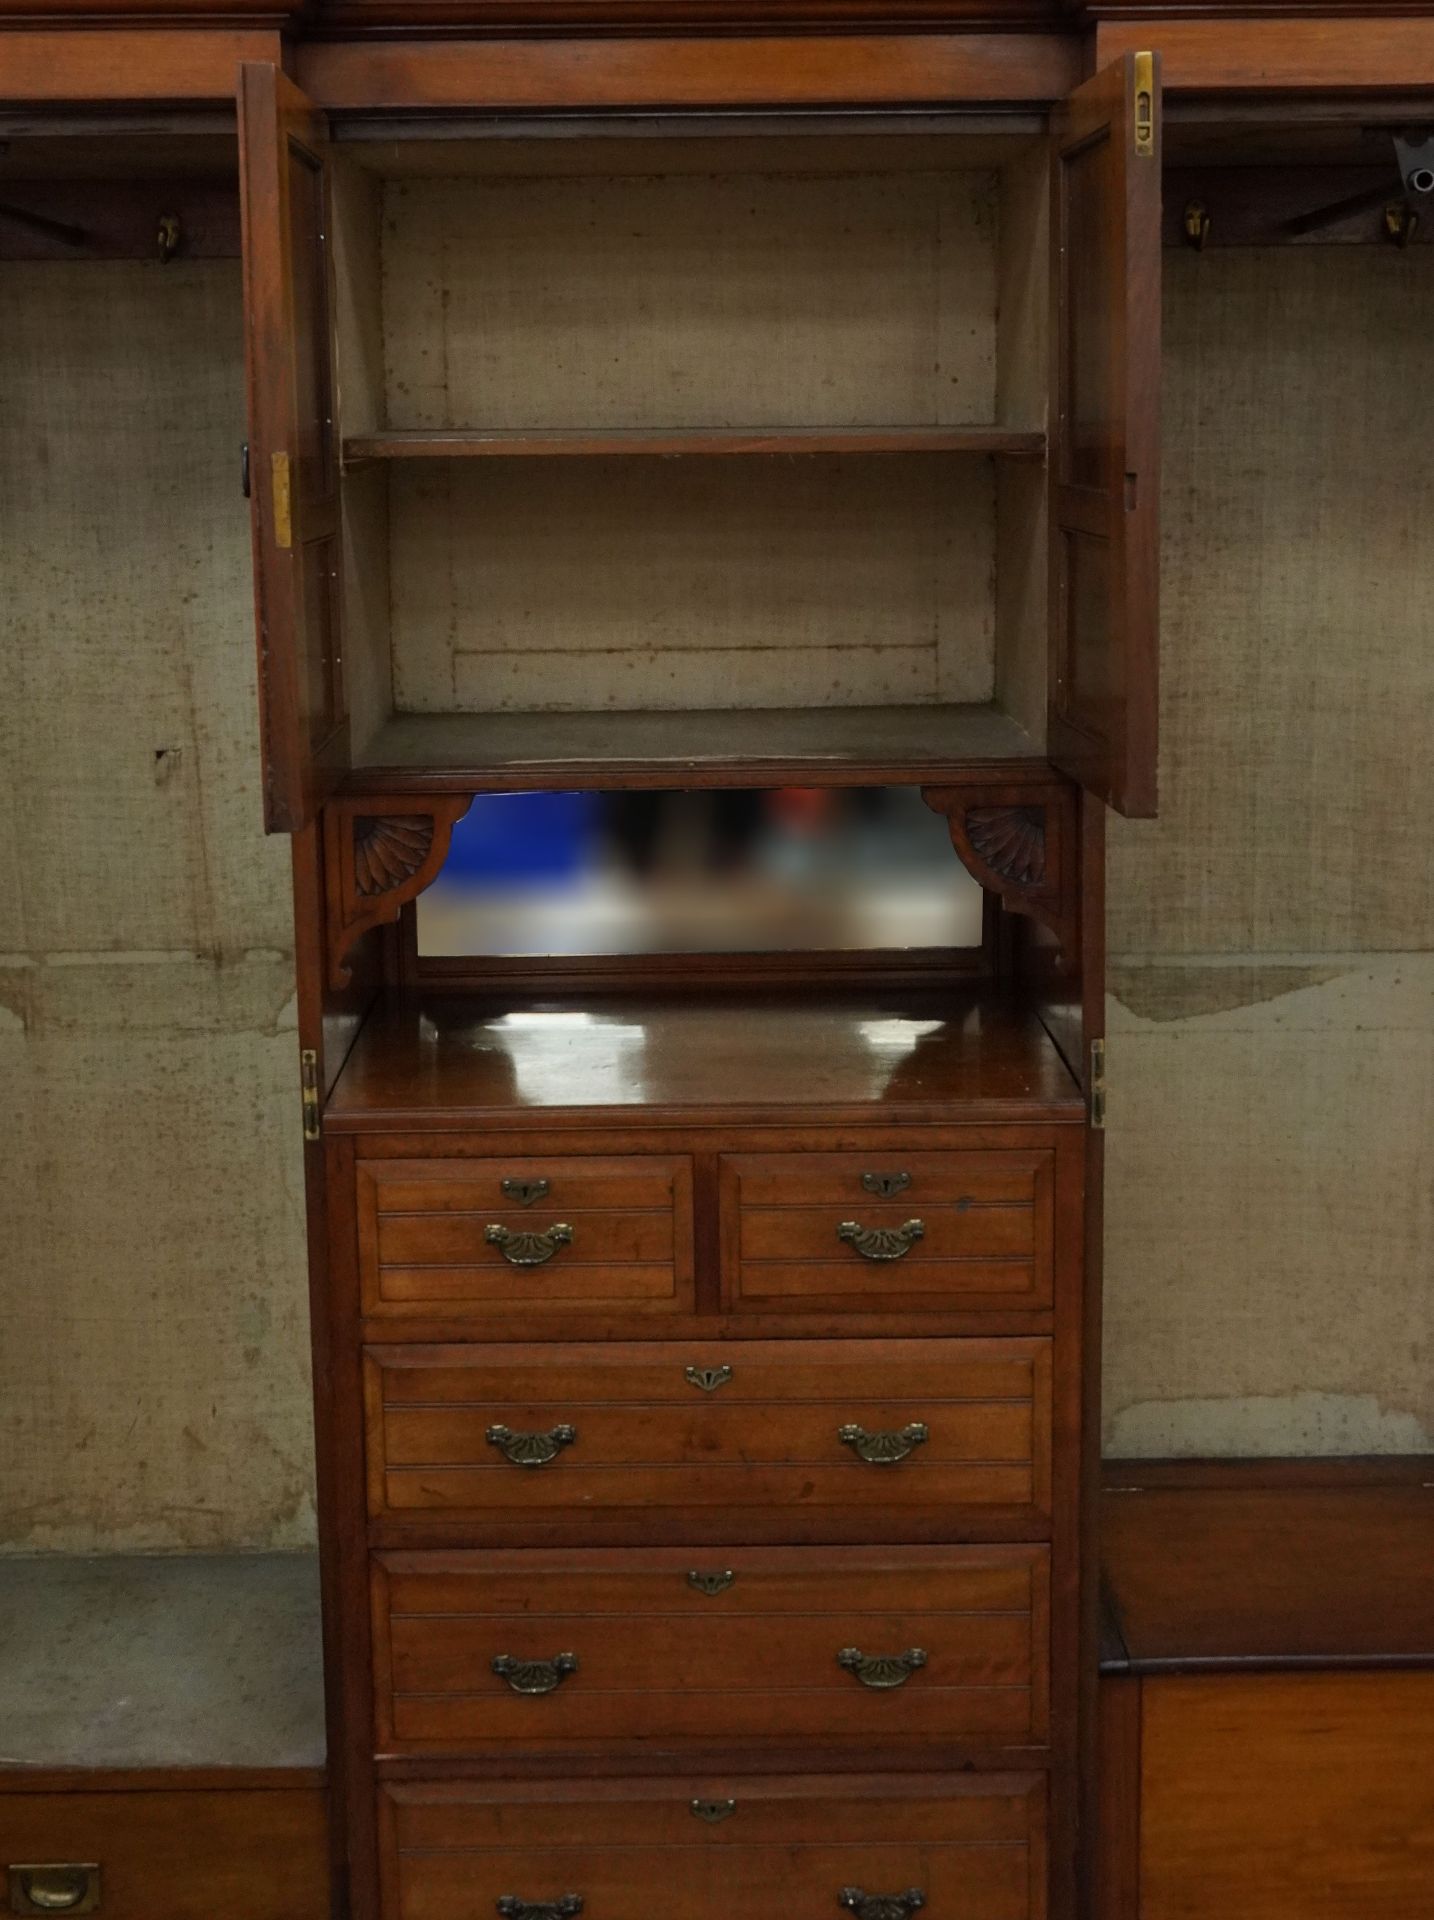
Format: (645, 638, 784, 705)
(239, 63, 347, 834)
(1049, 51, 1162, 818)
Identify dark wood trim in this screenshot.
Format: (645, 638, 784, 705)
(414, 946, 997, 994)
(0, 178, 239, 260)
(343, 425, 1048, 463)
(1093, 1675, 1142, 1920)
(296, 31, 1082, 111)
(1103, 1456, 1434, 1493)
(0, 1767, 326, 1793)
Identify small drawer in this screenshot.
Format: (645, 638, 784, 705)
(364, 1338, 1051, 1542)
(356, 1156, 695, 1321)
(372, 1544, 1050, 1755)
(379, 1773, 1047, 1920)
(720, 1151, 1054, 1316)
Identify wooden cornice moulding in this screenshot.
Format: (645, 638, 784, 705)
(922, 779, 1079, 966)
(296, 29, 1081, 109)
(324, 794, 471, 989)
(0, 24, 283, 100)
(302, 0, 1064, 30)
(1093, 16, 1434, 87)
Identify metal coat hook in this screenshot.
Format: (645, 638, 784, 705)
(1182, 201, 1211, 251)
(157, 213, 181, 263)
(1384, 202, 1419, 249)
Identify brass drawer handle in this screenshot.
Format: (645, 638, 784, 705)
(837, 1218, 924, 1261)
(684, 1364, 733, 1393)
(838, 1421, 929, 1465)
(861, 1171, 912, 1198)
(837, 1646, 928, 1689)
(687, 1569, 737, 1596)
(501, 1177, 551, 1208)
(9, 1868, 100, 1916)
(486, 1423, 577, 1467)
(492, 1652, 578, 1695)
(496, 1898, 584, 1920)
(486, 1222, 574, 1266)
(839, 1890, 926, 1920)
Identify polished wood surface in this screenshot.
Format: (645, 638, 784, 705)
(1140, 1672, 1434, 1920)
(721, 1148, 1054, 1316)
(379, 1773, 1048, 1920)
(1048, 52, 1162, 818)
(343, 426, 1048, 463)
(0, 1789, 329, 1920)
(0, 29, 281, 103)
(296, 32, 1081, 112)
(238, 63, 349, 834)
(326, 993, 1085, 1131)
(346, 706, 1047, 794)
(357, 1154, 694, 1321)
(371, 1543, 1049, 1754)
(364, 1338, 1052, 1542)
(1102, 1460, 1434, 1672)
(1095, 18, 1434, 90)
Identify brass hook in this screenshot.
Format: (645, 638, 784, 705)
(156, 213, 181, 264)
(1182, 201, 1211, 251)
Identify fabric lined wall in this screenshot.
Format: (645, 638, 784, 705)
(0, 262, 314, 1550)
(1103, 248, 1434, 1456)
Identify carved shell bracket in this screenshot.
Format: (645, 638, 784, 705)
(324, 795, 472, 989)
(921, 780, 1079, 968)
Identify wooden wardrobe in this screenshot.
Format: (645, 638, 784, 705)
(2, 9, 1429, 1920)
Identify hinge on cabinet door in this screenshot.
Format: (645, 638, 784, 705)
(1089, 1038, 1107, 1131)
(271, 450, 292, 550)
(1133, 52, 1156, 159)
(301, 1048, 321, 1142)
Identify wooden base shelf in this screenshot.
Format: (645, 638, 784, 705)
(343, 425, 1047, 463)
(345, 702, 1048, 793)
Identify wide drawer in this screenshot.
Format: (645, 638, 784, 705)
(379, 1773, 1047, 1920)
(372, 1544, 1050, 1754)
(357, 1156, 695, 1321)
(364, 1339, 1051, 1541)
(721, 1151, 1054, 1316)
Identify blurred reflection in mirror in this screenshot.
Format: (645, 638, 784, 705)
(417, 788, 984, 957)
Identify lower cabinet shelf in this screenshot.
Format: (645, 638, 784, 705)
(378, 1773, 1048, 1920)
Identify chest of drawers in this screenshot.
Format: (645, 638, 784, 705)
(319, 994, 1087, 1920)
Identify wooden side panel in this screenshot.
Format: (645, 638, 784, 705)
(1049, 52, 1161, 817)
(1140, 1672, 1434, 1919)
(0, 1789, 328, 1920)
(239, 62, 348, 834)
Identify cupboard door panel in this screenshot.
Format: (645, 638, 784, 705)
(1050, 51, 1161, 818)
(238, 61, 347, 833)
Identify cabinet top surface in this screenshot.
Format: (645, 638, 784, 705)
(325, 990, 1084, 1129)
(1101, 1461, 1434, 1674)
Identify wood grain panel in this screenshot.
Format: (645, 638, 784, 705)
(379, 1773, 1048, 1920)
(1140, 1673, 1434, 1919)
(0, 1789, 328, 1920)
(363, 1338, 1052, 1538)
(1094, 19, 1434, 91)
(372, 1544, 1050, 1753)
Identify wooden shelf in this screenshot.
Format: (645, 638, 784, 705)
(346, 702, 1048, 793)
(325, 989, 1086, 1131)
(343, 424, 1047, 463)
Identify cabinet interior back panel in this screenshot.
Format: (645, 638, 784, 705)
(388, 455, 995, 713)
(379, 170, 999, 429)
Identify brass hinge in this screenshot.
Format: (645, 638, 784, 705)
(1134, 51, 1156, 159)
(1089, 1038, 1107, 1131)
(271, 450, 293, 550)
(301, 1047, 321, 1141)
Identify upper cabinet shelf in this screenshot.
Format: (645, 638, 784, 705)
(342, 425, 1048, 463)
(238, 63, 1161, 829)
